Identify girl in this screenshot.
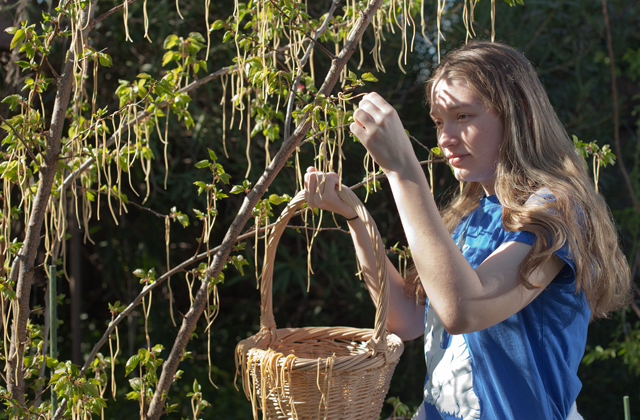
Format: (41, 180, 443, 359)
(304, 41, 630, 420)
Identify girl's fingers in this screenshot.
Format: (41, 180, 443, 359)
(364, 92, 394, 113)
(350, 122, 364, 139)
(353, 107, 376, 129)
(357, 99, 383, 124)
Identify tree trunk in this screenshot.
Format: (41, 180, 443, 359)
(6, 0, 99, 405)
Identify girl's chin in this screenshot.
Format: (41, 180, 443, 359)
(452, 171, 495, 186)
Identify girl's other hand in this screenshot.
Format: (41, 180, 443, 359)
(350, 92, 418, 174)
(303, 167, 358, 219)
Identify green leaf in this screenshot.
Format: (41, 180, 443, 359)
(361, 72, 378, 82)
(137, 73, 152, 79)
(162, 51, 176, 67)
(129, 377, 141, 391)
(82, 381, 100, 397)
(46, 356, 59, 369)
(132, 268, 146, 278)
(15, 60, 31, 69)
(208, 148, 218, 162)
(10, 29, 25, 50)
(193, 181, 208, 195)
(189, 32, 206, 44)
(218, 172, 231, 184)
(194, 160, 210, 169)
(268, 194, 284, 205)
(125, 355, 140, 376)
(4, 26, 17, 35)
(126, 391, 139, 400)
(98, 53, 113, 67)
(210, 20, 225, 31)
(163, 34, 180, 50)
(230, 185, 245, 194)
(177, 213, 189, 227)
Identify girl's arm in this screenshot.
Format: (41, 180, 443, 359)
(351, 92, 564, 334)
(304, 168, 425, 340)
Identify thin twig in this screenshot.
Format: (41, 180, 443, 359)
(285, 224, 349, 234)
(0, 114, 39, 162)
(146, 1, 385, 415)
(88, 0, 139, 30)
(77, 186, 169, 219)
(602, 0, 640, 214)
(348, 158, 442, 190)
(268, 0, 336, 60)
(409, 134, 435, 152)
(284, 0, 340, 140)
(44, 57, 60, 82)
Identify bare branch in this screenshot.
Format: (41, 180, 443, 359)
(0, 114, 39, 162)
(57, 157, 443, 414)
(146, 1, 385, 418)
(284, 0, 340, 140)
(88, 0, 139, 31)
(602, 0, 640, 214)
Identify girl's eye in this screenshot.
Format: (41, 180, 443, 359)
(458, 114, 469, 120)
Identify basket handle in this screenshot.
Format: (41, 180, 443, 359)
(258, 188, 390, 353)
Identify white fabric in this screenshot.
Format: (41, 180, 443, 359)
(411, 402, 426, 420)
(566, 402, 584, 420)
(409, 401, 582, 420)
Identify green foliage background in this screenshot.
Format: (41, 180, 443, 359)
(1, 0, 639, 418)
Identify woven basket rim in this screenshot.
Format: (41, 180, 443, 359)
(239, 326, 404, 372)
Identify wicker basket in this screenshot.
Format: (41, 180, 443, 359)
(235, 189, 405, 420)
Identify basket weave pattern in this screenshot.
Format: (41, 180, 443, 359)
(235, 190, 404, 420)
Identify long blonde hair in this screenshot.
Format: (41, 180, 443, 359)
(408, 41, 630, 319)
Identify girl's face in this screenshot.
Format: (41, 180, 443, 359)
(430, 78, 504, 196)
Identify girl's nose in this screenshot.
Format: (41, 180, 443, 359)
(437, 125, 459, 149)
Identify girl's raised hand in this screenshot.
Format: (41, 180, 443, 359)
(350, 92, 417, 174)
(303, 167, 357, 219)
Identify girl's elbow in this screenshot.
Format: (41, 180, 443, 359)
(396, 329, 424, 342)
(387, 316, 424, 341)
(437, 307, 475, 335)
(441, 321, 467, 336)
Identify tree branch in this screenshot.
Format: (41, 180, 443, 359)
(58, 44, 295, 195)
(54, 1, 387, 416)
(57, 18, 350, 196)
(145, 1, 385, 418)
(284, 0, 339, 141)
(602, 0, 640, 214)
(88, 0, 139, 31)
(0, 114, 39, 162)
(53, 156, 442, 420)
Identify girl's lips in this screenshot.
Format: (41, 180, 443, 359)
(448, 154, 469, 166)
